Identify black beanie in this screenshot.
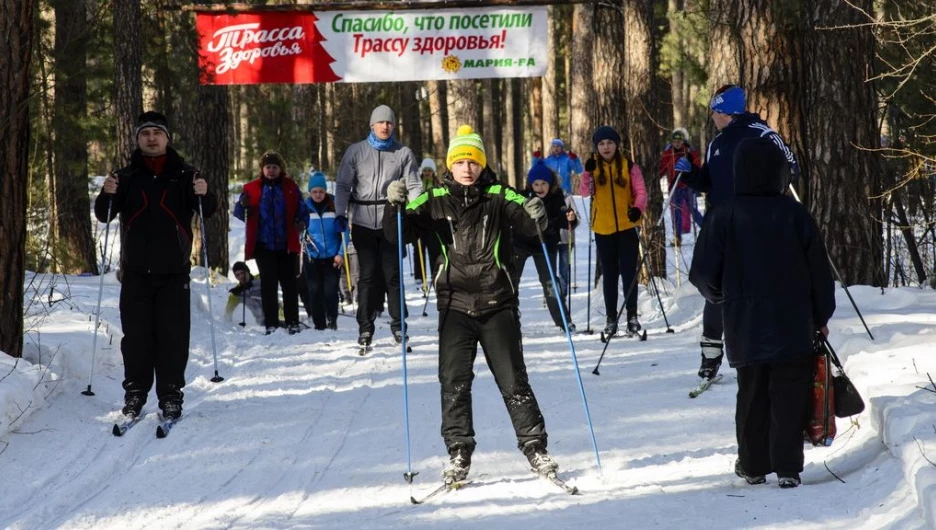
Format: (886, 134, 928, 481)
(135, 111, 171, 140)
(232, 261, 250, 274)
(261, 151, 286, 169)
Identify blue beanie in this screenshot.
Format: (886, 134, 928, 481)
(307, 171, 327, 191)
(710, 86, 746, 115)
(592, 126, 621, 148)
(527, 161, 554, 187)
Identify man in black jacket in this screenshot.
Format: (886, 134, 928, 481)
(94, 111, 217, 421)
(676, 84, 800, 381)
(689, 136, 835, 489)
(384, 125, 561, 483)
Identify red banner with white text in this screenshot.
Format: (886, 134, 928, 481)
(196, 8, 547, 85)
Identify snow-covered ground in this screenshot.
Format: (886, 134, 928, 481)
(1, 201, 935, 529)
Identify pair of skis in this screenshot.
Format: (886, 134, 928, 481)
(112, 412, 180, 438)
(410, 470, 579, 505)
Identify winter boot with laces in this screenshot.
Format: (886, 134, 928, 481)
(358, 331, 373, 347)
(443, 446, 472, 482)
(122, 394, 145, 418)
(602, 319, 618, 338)
(523, 441, 559, 476)
(698, 337, 724, 379)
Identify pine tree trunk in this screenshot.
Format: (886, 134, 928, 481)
(0, 0, 33, 358)
(528, 77, 543, 154)
(427, 80, 448, 162)
(542, 8, 559, 150)
(592, 1, 626, 132)
(52, 0, 96, 275)
(804, 0, 882, 286)
(570, 4, 595, 160)
(447, 80, 478, 136)
(113, 0, 141, 169)
(624, 0, 665, 278)
(399, 81, 422, 160)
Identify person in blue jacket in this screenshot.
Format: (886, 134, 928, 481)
(532, 138, 584, 195)
(689, 136, 835, 489)
(676, 85, 800, 381)
(302, 171, 345, 330)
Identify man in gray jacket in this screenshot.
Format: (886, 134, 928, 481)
(334, 105, 422, 348)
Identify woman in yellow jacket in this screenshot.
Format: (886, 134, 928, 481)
(579, 126, 648, 337)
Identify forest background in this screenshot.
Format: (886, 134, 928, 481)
(0, 0, 934, 359)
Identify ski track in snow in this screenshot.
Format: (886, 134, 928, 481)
(0, 208, 933, 529)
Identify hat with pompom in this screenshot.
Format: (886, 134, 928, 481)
(446, 125, 487, 170)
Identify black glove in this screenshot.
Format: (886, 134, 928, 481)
(584, 158, 596, 173)
(627, 207, 642, 223)
(239, 195, 252, 217)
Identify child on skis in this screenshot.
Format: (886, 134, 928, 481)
(689, 137, 835, 488)
(302, 171, 345, 331)
(512, 160, 578, 332)
(579, 126, 648, 337)
(384, 125, 563, 483)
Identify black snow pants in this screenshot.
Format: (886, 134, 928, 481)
(735, 356, 814, 477)
(353, 225, 406, 335)
(254, 244, 300, 328)
(438, 307, 548, 454)
(119, 270, 190, 407)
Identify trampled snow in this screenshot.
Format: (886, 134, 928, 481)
(1, 204, 934, 529)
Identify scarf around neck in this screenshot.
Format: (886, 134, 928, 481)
(367, 131, 395, 151)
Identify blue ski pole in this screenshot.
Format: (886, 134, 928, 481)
(397, 205, 417, 484)
(535, 218, 602, 475)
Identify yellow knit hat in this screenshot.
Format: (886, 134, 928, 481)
(446, 125, 487, 170)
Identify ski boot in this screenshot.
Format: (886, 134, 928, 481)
(600, 319, 617, 343)
(698, 337, 724, 380)
(443, 446, 472, 482)
(161, 400, 182, 421)
(287, 322, 301, 335)
(626, 312, 641, 336)
(523, 441, 559, 475)
(121, 394, 145, 418)
(393, 329, 412, 352)
(326, 319, 337, 331)
(358, 331, 373, 356)
(264, 325, 277, 336)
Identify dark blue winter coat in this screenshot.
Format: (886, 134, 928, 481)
(234, 178, 309, 252)
(682, 112, 799, 208)
(689, 137, 835, 368)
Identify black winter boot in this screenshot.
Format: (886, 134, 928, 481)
(443, 445, 472, 482)
(122, 394, 145, 418)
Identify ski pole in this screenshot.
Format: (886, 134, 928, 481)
(340, 232, 355, 314)
(535, 219, 602, 475)
(239, 289, 247, 327)
(83, 196, 114, 397)
(417, 239, 428, 298)
(420, 280, 433, 317)
(198, 196, 224, 383)
(397, 205, 417, 484)
(577, 195, 594, 334)
(592, 242, 650, 375)
(788, 185, 873, 340)
(634, 226, 674, 333)
(567, 218, 574, 312)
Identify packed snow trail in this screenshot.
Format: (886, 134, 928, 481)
(0, 226, 932, 528)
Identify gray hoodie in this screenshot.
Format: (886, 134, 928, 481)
(334, 138, 421, 230)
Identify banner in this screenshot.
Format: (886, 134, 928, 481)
(196, 7, 547, 85)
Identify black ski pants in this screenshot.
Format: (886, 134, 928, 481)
(594, 228, 639, 321)
(438, 307, 548, 454)
(702, 300, 725, 342)
(353, 225, 406, 335)
(304, 256, 340, 329)
(511, 244, 570, 328)
(735, 356, 813, 477)
(255, 244, 300, 328)
(119, 270, 189, 406)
